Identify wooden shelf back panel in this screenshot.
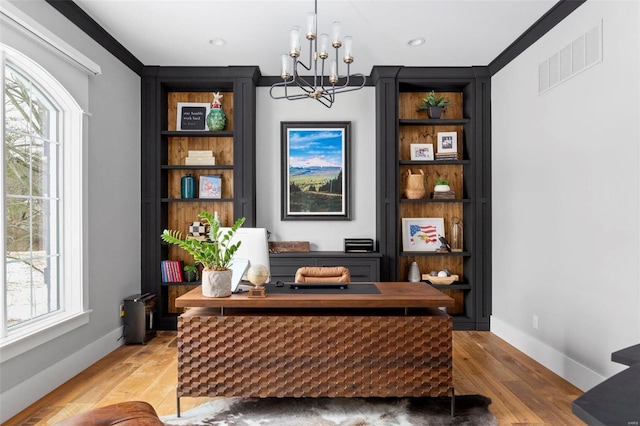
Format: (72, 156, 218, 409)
(399, 201, 464, 225)
(168, 285, 199, 314)
(399, 257, 464, 283)
(167, 169, 234, 199)
(399, 126, 464, 160)
(398, 92, 463, 120)
(400, 164, 464, 198)
(166, 201, 234, 234)
(168, 91, 234, 131)
(168, 136, 233, 166)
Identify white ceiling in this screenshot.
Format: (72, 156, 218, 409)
(73, 0, 558, 75)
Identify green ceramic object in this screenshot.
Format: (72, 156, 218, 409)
(207, 107, 226, 131)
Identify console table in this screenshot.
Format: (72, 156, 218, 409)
(269, 251, 382, 282)
(175, 282, 455, 417)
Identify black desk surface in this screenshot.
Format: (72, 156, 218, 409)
(572, 344, 640, 426)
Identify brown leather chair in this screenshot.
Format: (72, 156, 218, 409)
(294, 266, 351, 283)
(55, 401, 163, 426)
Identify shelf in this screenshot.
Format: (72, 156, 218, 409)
(162, 130, 233, 137)
(399, 160, 470, 166)
(399, 118, 471, 126)
(400, 251, 471, 257)
(400, 198, 471, 203)
(161, 281, 201, 286)
(161, 198, 234, 203)
(161, 165, 233, 170)
(427, 283, 472, 290)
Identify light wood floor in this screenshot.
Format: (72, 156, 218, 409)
(4, 331, 584, 425)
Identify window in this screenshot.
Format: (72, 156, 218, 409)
(1, 44, 87, 358)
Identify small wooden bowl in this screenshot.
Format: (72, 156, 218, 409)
(421, 274, 459, 285)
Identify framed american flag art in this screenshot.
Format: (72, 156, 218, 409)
(402, 218, 445, 252)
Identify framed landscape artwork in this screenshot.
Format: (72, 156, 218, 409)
(281, 121, 351, 220)
(401, 217, 445, 252)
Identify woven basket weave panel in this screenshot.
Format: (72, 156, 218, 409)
(178, 314, 452, 398)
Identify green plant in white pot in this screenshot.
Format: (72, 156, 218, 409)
(162, 212, 245, 297)
(434, 177, 451, 192)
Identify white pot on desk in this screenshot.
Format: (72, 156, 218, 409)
(201, 269, 232, 297)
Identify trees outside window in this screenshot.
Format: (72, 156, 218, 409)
(4, 62, 60, 328)
(2, 44, 84, 348)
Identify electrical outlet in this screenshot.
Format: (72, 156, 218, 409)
(532, 315, 539, 329)
(120, 304, 125, 317)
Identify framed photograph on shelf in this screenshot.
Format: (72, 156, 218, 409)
(410, 143, 434, 161)
(199, 175, 222, 199)
(281, 121, 351, 220)
(402, 217, 445, 252)
(176, 102, 210, 131)
(436, 132, 457, 153)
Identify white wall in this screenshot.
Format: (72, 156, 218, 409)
(0, 1, 141, 421)
(491, 0, 640, 391)
(255, 87, 377, 251)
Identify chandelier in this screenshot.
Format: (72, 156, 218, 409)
(269, 0, 366, 108)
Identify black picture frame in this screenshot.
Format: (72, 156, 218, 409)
(281, 121, 351, 220)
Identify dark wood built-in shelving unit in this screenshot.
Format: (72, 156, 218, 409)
(372, 66, 492, 330)
(141, 66, 260, 330)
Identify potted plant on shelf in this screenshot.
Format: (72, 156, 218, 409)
(434, 177, 451, 192)
(161, 211, 245, 297)
(183, 263, 200, 282)
(418, 90, 450, 119)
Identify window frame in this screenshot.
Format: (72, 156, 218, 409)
(1, 44, 89, 362)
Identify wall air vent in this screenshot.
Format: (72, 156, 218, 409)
(538, 20, 602, 94)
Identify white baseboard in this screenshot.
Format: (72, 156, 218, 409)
(0, 327, 123, 423)
(490, 316, 604, 391)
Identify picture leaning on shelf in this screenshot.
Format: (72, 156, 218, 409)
(436, 132, 458, 160)
(410, 143, 434, 161)
(199, 175, 222, 199)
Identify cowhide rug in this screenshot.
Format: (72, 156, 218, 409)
(161, 395, 497, 426)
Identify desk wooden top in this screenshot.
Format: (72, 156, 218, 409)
(175, 282, 454, 309)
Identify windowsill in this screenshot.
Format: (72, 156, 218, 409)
(0, 310, 92, 362)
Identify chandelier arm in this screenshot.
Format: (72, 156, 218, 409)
(269, 81, 314, 101)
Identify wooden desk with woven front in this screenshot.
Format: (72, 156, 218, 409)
(174, 282, 455, 416)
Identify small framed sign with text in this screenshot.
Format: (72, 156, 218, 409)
(177, 102, 210, 131)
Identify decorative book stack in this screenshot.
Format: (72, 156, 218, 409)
(432, 190, 455, 199)
(185, 150, 215, 165)
(435, 152, 459, 161)
(161, 260, 183, 282)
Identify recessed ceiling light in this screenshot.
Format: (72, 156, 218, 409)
(209, 38, 227, 46)
(407, 38, 425, 47)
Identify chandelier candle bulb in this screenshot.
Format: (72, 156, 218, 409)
(319, 33, 329, 58)
(290, 26, 301, 56)
(330, 60, 338, 83)
(343, 36, 353, 63)
(306, 12, 316, 39)
(332, 21, 342, 47)
(280, 54, 291, 79)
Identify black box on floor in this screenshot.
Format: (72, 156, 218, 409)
(124, 293, 157, 345)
